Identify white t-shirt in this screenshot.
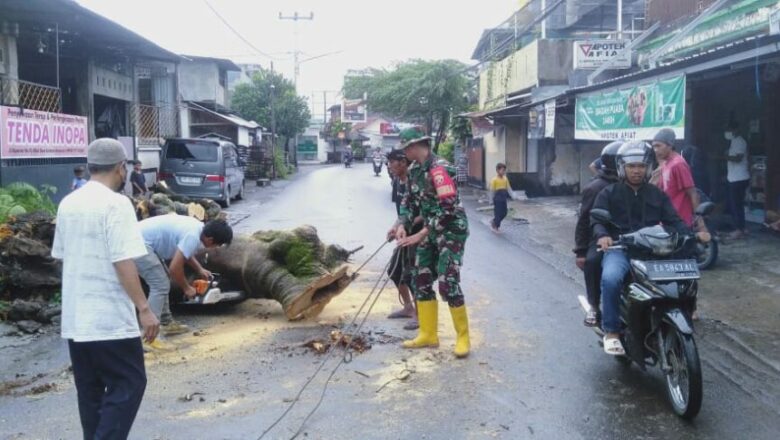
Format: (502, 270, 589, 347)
(52, 181, 147, 342)
(139, 215, 204, 260)
(727, 136, 750, 182)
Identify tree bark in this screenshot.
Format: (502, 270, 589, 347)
(200, 226, 355, 321)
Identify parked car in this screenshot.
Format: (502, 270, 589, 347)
(158, 138, 245, 207)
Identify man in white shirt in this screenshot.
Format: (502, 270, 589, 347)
(135, 215, 233, 337)
(52, 138, 159, 439)
(725, 121, 751, 239)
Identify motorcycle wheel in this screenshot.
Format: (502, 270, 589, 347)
(696, 240, 718, 270)
(663, 327, 703, 419)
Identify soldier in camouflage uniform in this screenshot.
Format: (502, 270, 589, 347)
(395, 128, 471, 358)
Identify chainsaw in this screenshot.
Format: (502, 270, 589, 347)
(183, 273, 245, 305)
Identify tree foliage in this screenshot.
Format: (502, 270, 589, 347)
(343, 59, 472, 151)
(231, 70, 311, 143)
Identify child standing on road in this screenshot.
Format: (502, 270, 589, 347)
(71, 166, 88, 191)
(490, 163, 515, 233)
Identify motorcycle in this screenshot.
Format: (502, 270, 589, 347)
(372, 156, 383, 176)
(580, 201, 714, 420)
(693, 189, 718, 270)
(344, 154, 353, 168)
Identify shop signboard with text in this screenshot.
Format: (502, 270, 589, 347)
(573, 40, 631, 70)
(574, 75, 686, 141)
(0, 106, 88, 158)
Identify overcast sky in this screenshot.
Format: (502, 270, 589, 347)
(75, 0, 517, 117)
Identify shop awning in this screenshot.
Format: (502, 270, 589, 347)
(460, 104, 522, 119)
(189, 102, 260, 129)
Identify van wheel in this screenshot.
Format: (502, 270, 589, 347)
(236, 181, 245, 200)
(219, 187, 231, 208)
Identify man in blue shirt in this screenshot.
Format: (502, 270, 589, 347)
(134, 215, 233, 337)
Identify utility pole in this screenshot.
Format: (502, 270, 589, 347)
(617, 0, 623, 39)
(279, 11, 314, 92)
(270, 62, 277, 180)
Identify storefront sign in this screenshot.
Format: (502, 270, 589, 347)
(574, 75, 685, 141)
(544, 100, 556, 138)
(573, 40, 631, 70)
(341, 99, 367, 124)
(771, 7, 780, 35)
(0, 106, 88, 158)
(653, 0, 780, 60)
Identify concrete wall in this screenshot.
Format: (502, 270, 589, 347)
(479, 40, 539, 110)
(179, 62, 223, 105)
(478, 39, 573, 110)
(483, 126, 506, 182)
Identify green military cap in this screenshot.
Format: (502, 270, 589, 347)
(399, 127, 432, 149)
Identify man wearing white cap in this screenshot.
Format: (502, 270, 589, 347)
(52, 138, 158, 439)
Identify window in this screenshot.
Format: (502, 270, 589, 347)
(165, 141, 219, 162)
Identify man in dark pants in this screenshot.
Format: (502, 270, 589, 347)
(574, 141, 621, 327)
(52, 138, 159, 439)
(724, 121, 750, 240)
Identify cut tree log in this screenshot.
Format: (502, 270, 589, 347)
(201, 225, 356, 320)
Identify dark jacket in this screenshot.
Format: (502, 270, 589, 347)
(592, 181, 691, 241)
(574, 173, 616, 257)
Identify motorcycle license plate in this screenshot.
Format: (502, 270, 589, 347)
(645, 259, 700, 281)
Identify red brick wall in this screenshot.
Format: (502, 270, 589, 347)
(646, 0, 718, 24)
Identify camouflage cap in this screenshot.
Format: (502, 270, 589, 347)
(399, 127, 432, 149)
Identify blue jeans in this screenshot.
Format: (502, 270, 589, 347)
(600, 250, 631, 333)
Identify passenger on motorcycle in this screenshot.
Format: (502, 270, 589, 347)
(574, 141, 621, 327)
(591, 141, 710, 356)
(651, 128, 700, 227)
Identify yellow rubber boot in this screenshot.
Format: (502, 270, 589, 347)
(402, 300, 439, 349)
(450, 305, 471, 358)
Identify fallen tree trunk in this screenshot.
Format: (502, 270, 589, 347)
(202, 225, 356, 320)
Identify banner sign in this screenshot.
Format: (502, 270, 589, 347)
(1, 106, 88, 158)
(575, 75, 685, 141)
(544, 100, 556, 138)
(341, 99, 367, 124)
(573, 40, 631, 70)
(297, 137, 317, 153)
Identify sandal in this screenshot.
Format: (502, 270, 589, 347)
(387, 308, 415, 319)
(603, 336, 625, 356)
(583, 310, 600, 327)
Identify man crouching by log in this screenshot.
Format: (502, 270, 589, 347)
(395, 128, 471, 358)
(134, 214, 233, 343)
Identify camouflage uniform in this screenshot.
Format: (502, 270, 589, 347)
(400, 154, 469, 307)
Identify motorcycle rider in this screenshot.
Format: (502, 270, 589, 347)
(592, 141, 710, 355)
(574, 141, 621, 327)
(372, 147, 384, 175)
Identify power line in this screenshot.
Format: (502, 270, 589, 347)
(202, 0, 280, 61)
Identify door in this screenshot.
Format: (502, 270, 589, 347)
(224, 144, 240, 197)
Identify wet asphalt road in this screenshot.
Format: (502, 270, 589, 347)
(1, 163, 779, 440)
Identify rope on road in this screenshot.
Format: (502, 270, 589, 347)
(257, 241, 401, 440)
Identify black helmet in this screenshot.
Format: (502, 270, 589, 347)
(600, 141, 623, 175)
(617, 141, 653, 180)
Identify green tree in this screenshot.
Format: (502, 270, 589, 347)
(343, 59, 472, 152)
(232, 70, 311, 145)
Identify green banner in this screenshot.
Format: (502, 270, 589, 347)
(575, 75, 686, 141)
(297, 139, 317, 153)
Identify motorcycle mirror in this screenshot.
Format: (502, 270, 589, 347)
(590, 208, 612, 224)
(695, 201, 715, 216)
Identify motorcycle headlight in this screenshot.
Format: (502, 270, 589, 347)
(645, 234, 677, 256)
